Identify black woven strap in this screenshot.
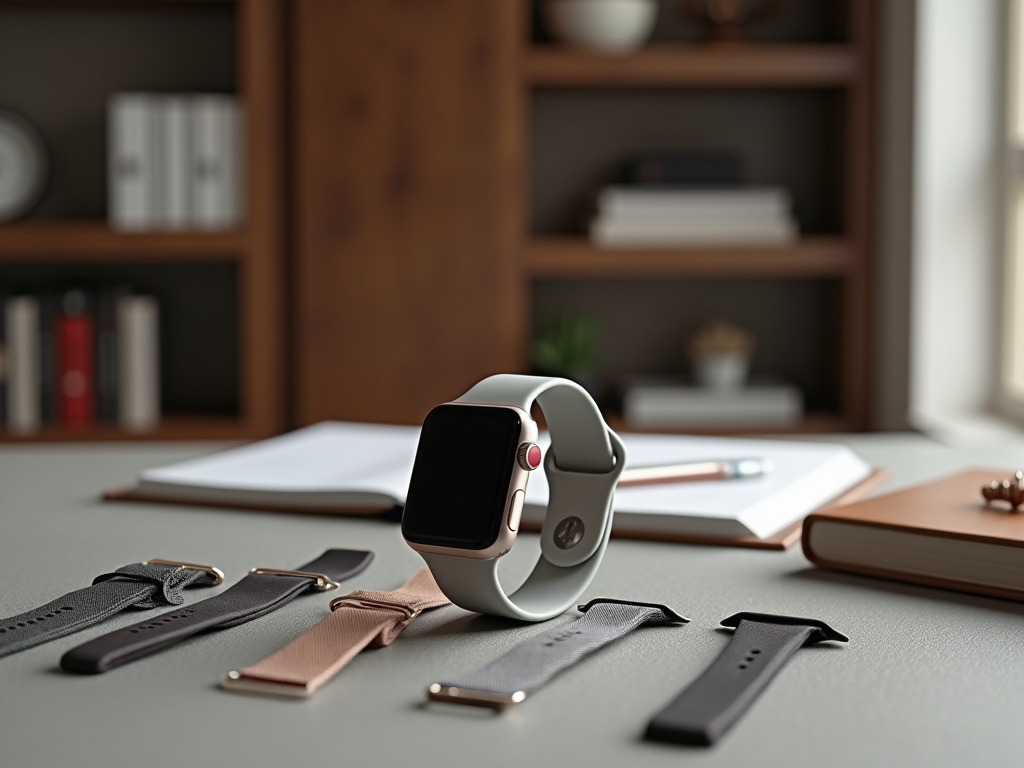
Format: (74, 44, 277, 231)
(645, 613, 848, 746)
(60, 548, 373, 674)
(0, 562, 218, 659)
(429, 598, 688, 709)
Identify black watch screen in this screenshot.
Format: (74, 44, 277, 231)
(401, 404, 522, 550)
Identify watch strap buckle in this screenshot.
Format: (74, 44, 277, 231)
(426, 683, 526, 711)
(329, 594, 420, 621)
(249, 568, 339, 592)
(142, 558, 225, 586)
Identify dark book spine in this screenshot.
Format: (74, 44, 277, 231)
(626, 154, 742, 187)
(57, 288, 95, 429)
(0, 290, 7, 428)
(95, 287, 127, 423)
(37, 292, 59, 424)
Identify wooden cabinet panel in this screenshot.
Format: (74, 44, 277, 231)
(292, 0, 524, 425)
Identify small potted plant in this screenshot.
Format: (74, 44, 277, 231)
(687, 319, 754, 390)
(531, 313, 601, 399)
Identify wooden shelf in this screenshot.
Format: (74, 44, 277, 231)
(525, 236, 854, 278)
(606, 412, 853, 437)
(0, 415, 254, 443)
(0, 221, 246, 262)
(525, 44, 860, 88)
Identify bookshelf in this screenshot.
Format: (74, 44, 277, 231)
(288, 0, 878, 435)
(0, 0, 284, 442)
(524, 1, 875, 434)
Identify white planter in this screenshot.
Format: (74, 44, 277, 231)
(694, 354, 750, 390)
(543, 0, 658, 54)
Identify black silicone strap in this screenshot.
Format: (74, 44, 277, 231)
(430, 598, 688, 709)
(60, 549, 373, 674)
(0, 562, 218, 659)
(645, 612, 849, 746)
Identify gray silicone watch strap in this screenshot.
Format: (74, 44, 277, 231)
(428, 375, 624, 622)
(645, 613, 849, 746)
(428, 599, 689, 709)
(0, 563, 218, 659)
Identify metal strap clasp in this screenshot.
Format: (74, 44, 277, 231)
(144, 558, 225, 586)
(426, 683, 526, 711)
(329, 594, 420, 621)
(249, 568, 339, 592)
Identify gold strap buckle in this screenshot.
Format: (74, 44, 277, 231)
(144, 558, 225, 586)
(249, 568, 339, 592)
(427, 684, 526, 711)
(221, 671, 313, 699)
(329, 594, 420, 620)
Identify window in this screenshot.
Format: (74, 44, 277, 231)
(1004, 0, 1024, 416)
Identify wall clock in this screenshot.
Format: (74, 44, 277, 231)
(0, 108, 49, 223)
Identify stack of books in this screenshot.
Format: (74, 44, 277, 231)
(590, 186, 798, 248)
(0, 288, 160, 435)
(622, 376, 804, 429)
(108, 93, 244, 231)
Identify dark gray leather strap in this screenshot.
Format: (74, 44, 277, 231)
(61, 548, 373, 674)
(0, 563, 217, 659)
(429, 598, 688, 709)
(645, 613, 848, 746)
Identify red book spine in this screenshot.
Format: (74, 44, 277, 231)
(58, 314, 94, 428)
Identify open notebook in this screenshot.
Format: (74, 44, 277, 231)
(106, 421, 882, 549)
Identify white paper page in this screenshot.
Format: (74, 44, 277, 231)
(140, 422, 869, 537)
(524, 432, 870, 537)
(141, 422, 421, 499)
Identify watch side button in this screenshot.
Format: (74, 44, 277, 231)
(507, 490, 525, 532)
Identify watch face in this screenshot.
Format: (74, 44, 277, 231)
(402, 403, 523, 550)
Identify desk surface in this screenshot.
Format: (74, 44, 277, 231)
(2, 433, 1024, 767)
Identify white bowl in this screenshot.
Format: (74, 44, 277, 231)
(543, 0, 658, 53)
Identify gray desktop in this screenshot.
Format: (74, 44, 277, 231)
(1, 434, 1022, 767)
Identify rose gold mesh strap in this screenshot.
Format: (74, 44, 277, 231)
(220, 568, 449, 698)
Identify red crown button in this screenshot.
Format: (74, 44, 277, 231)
(517, 442, 542, 471)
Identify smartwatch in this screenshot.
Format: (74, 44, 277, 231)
(402, 374, 625, 622)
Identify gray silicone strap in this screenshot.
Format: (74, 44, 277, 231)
(0, 563, 217, 659)
(435, 601, 686, 703)
(645, 615, 847, 746)
(457, 374, 614, 475)
(429, 375, 625, 621)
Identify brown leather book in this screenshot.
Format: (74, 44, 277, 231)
(802, 469, 1024, 601)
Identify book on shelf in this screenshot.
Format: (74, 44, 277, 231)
(0, 290, 7, 429)
(623, 376, 804, 428)
(159, 96, 190, 230)
(108, 93, 244, 232)
(96, 287, 129, 423)
(37, 292, 58, 425)
(109, 94, 155, 231)
(626, 153, 742, 187)
(1, 287, 160, 435)
(106, 421, 880, 549)
(803, 470, 1024, 602)
(118, 295, 160, 434)
(5, 296, 39, 435)
(590, 185, 798, 248)
(191, 94, 244, 230)
(57, 289, 95, 429)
